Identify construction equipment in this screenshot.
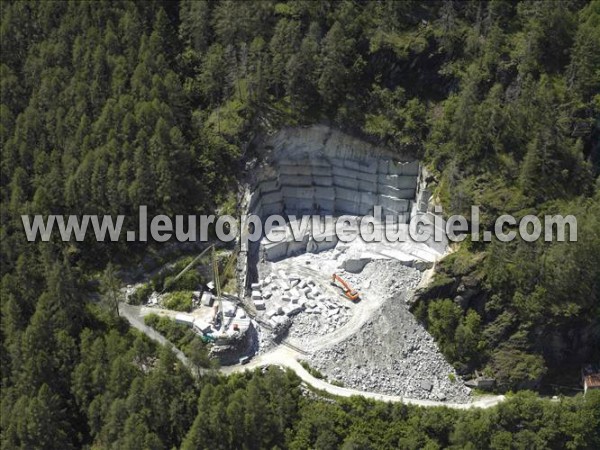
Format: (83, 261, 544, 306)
(211, 247, 238, 331)
(201, 334, 216, 344)
(211, 246, 224, 329)
(331, 273, 360, 301)
(221, 247, 238, 291)
(160, 244, 214, 294)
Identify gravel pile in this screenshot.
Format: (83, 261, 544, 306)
(255, 324, 277, 355)
(308, 260, 471, 403)
(254, 256, 359, 341)
(288, 304, 352, 345)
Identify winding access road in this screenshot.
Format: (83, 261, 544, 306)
(120, 303, 195, 371)
(120, 303, 505, 410)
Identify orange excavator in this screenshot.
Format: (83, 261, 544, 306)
(331, 273, 360, 301)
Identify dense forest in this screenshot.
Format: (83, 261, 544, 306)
(1, 1, 599, 448)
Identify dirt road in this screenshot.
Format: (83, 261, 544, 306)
(275, 259, 391, 351)
(120, 303, 505, 410)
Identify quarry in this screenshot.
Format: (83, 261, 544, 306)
(133, 125, 470, 402)
(237, 125, 469, 402)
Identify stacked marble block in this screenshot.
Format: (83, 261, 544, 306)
(249, 157, 419, 220)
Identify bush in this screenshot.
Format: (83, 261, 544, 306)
(151, 256, 206, 292)
(488, 347, 547, 391)
(300, 361, 325, 379)
(163, 291, 193, 312)
(143, 314, 211, 368)
(163, 270, 201, 292)
(144, 313, 160, 328)
(128, 283, 153, 305)
(145, 314, 190, 346)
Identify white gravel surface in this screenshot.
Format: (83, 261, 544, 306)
(306, 260, 471, 402)
(254, 247, 471, 403)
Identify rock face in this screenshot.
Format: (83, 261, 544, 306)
(342, 258, 371, 273)
(249, 125, 421, 220)
(241, 127, 465, 401)
(245, 125, 448, 266)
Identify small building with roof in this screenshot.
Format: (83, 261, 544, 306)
(582, 364, 600, 395)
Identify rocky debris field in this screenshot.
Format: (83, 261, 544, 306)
(288, 305, 352, 346)
(308, 260, 471, 403)
(251, 252, 470, 402)
(252, 257, 358, 341)
(255, 324, 276, 355)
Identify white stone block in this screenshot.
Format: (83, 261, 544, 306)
(313, 176, 334, 187)
(336, 187, 358, 201)
(259, 179, 280, 193)
(335, 165, 360, 179)
(344, 159, 362, 171)
(279, 164, 313, 176)
(333, 175, 356, 189)
(261, 191, 283, 205)
(336, 199, 361, 215)
(356, 171, 378, 184)
(281, 186, 315, 199)
(313, 165, 332, 176)
(285, 175, 313, 186)
(285, 305, 303, 317)
(361, 159, 379, 174)
(314, 186, 336, 200)
(261, 201, 285, 217)
(359, 180, 377, 192)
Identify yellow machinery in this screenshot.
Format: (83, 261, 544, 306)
(331, 273, 360, 301)
(211, 246, 238, 330)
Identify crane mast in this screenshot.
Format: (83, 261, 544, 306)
(211, 246, 224, 330)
